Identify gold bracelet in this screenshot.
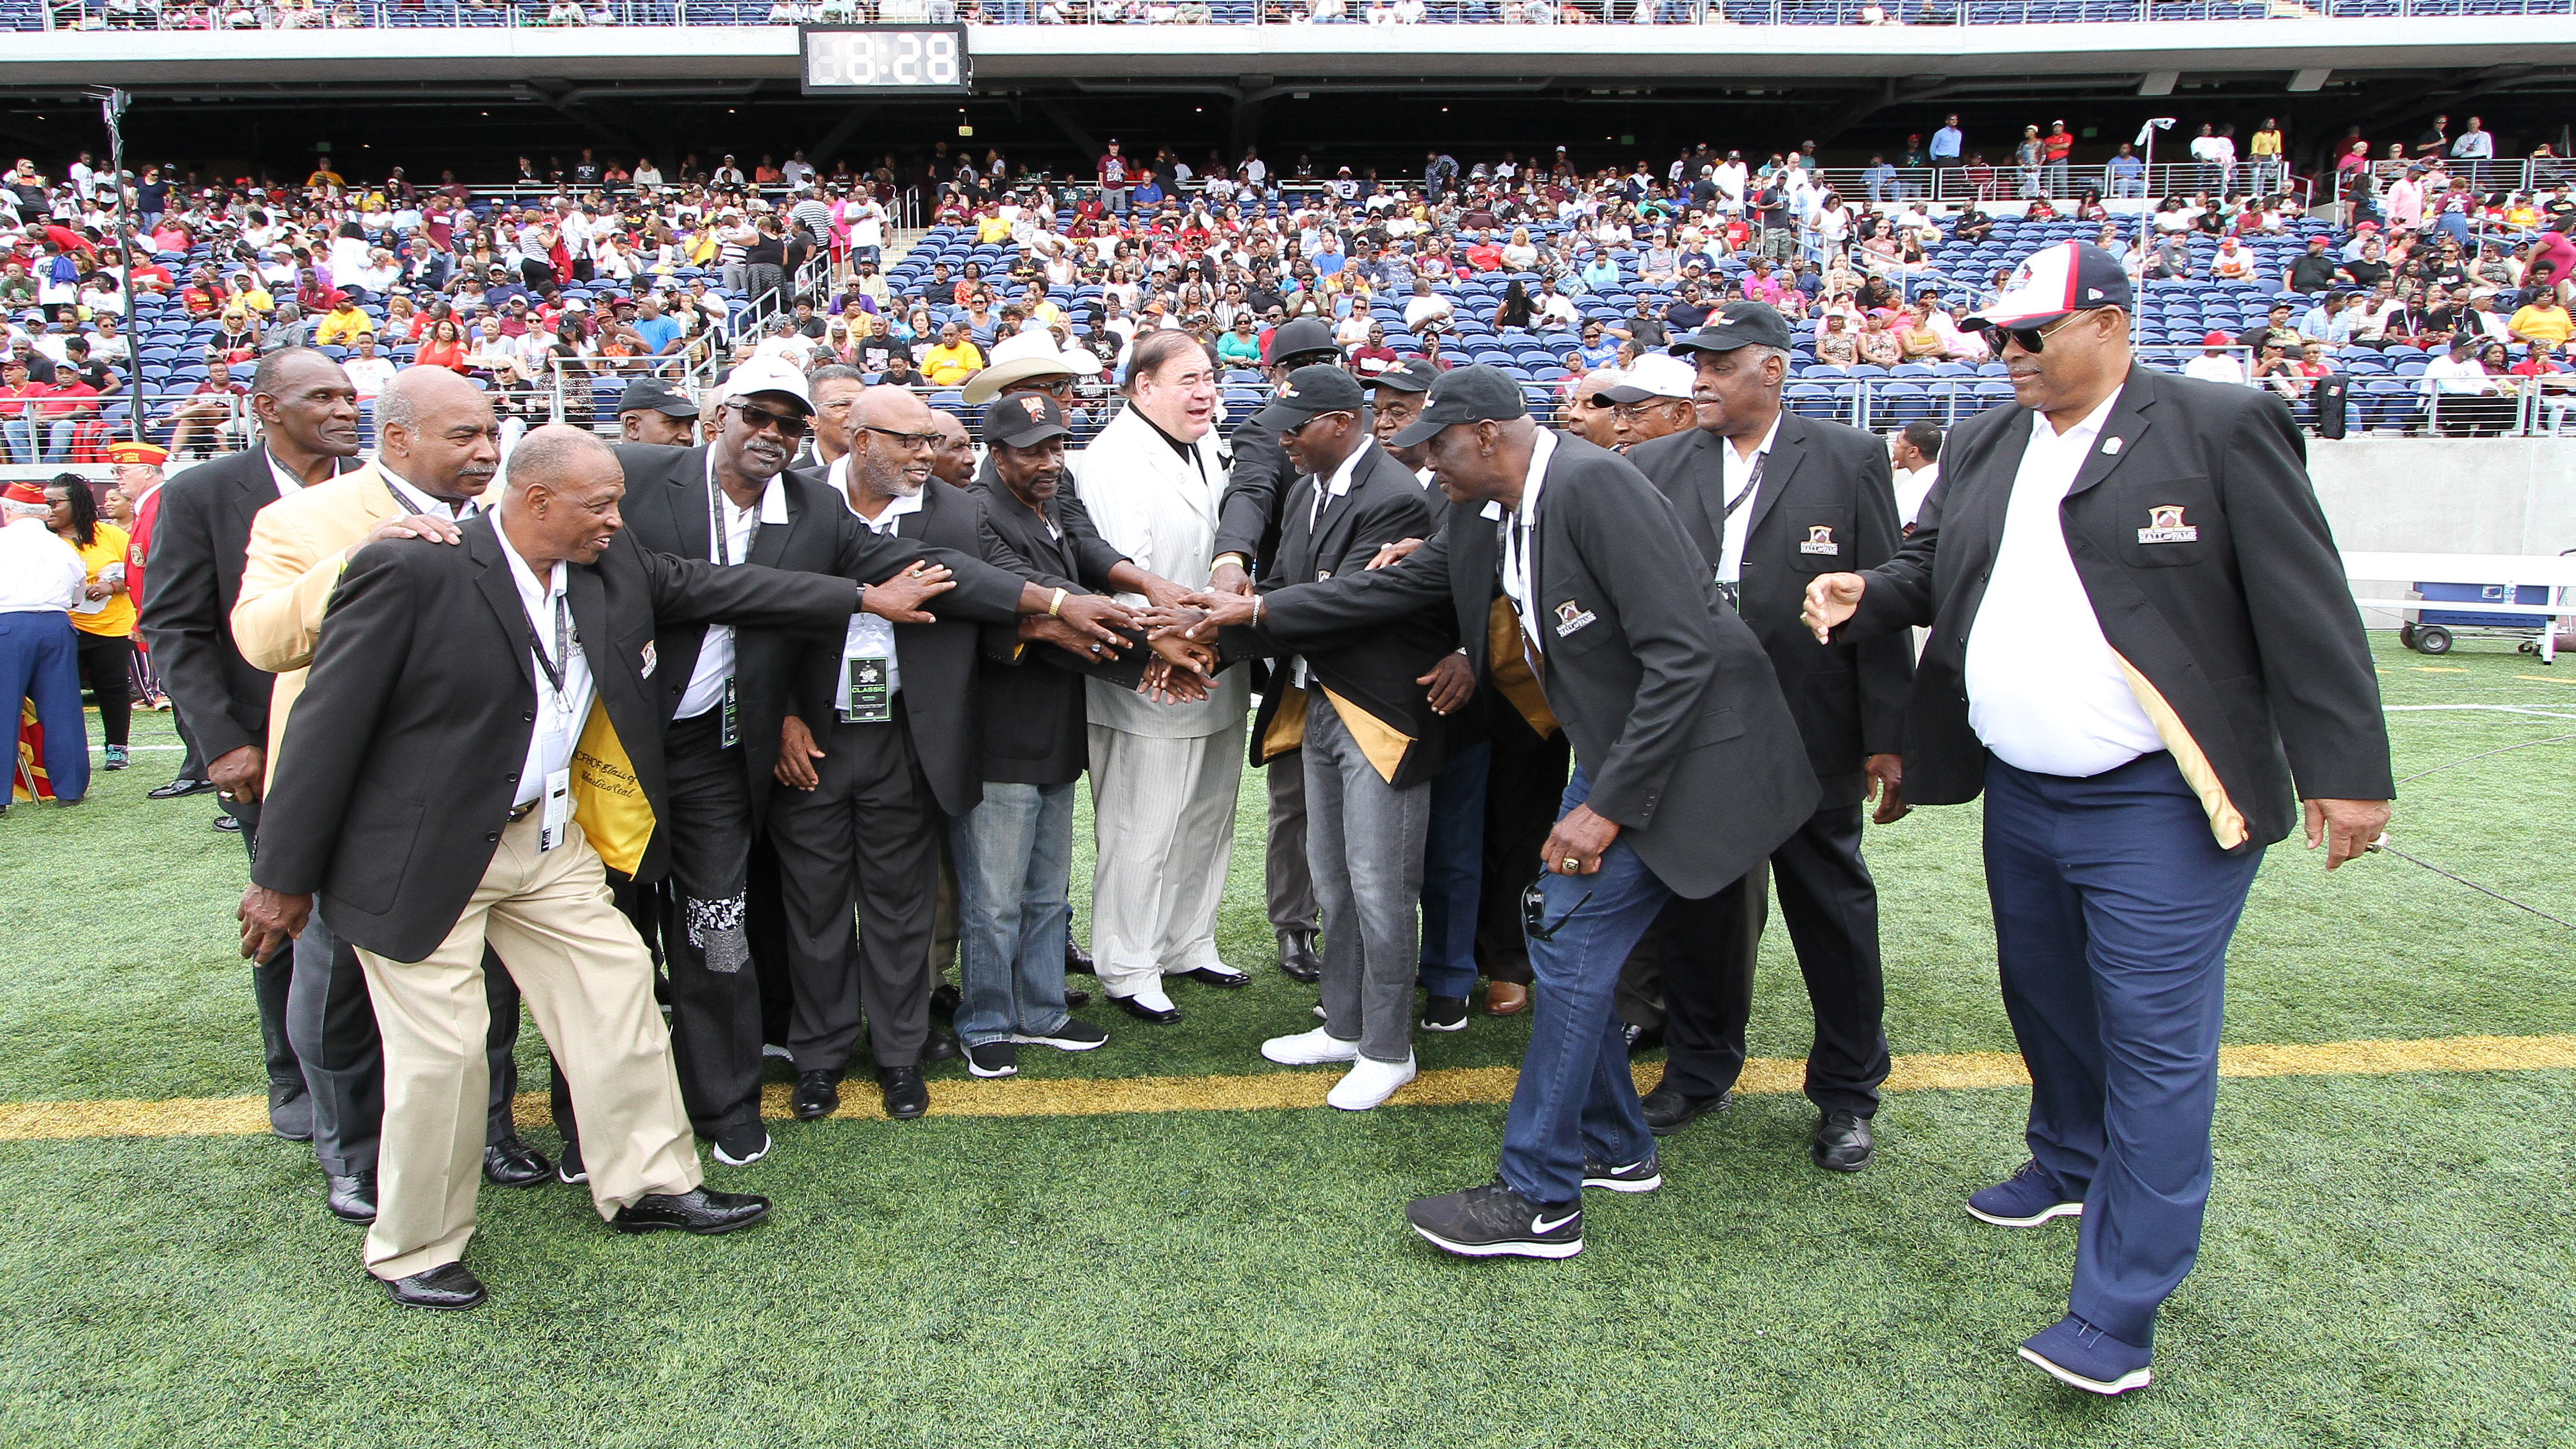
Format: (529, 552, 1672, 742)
(1048, 587, 1067, 618)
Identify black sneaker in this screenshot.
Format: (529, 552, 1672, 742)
(1420, 995, 1469, 1032)
(966, 1041, 1018, 1078)
(1580, 1155, 1664, 1194)
(1011, 1019, 1109, 1051)
(1406, 1179, 1583, 1260)
(930, 982, 962, 1017)
(711, 1123, 772, 1167)
(147, 776, 213, 799)
(556, 1140, 588, 1185)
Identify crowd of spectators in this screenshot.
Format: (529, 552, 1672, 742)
(8, 116, 2571, 464)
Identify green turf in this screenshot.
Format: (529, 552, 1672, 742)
(1, 635, 2571, 1445)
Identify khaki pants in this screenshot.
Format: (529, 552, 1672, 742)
(356, 814, 701, 1281)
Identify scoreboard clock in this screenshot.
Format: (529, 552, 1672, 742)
(799, 25, 971, 96)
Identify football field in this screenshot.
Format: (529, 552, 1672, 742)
(2, 635, 2570, 1448)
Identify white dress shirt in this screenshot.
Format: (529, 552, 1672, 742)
(1893, 460, 1939, 532)
(1961, 390, 2164, 778)
(0, 515, 87, 613)
(1716, 415, 1781, 584)
(828, 455, 920, 705)
(498, 511, 596, 809)
(678, 454, 788, 720)
(1492, 426, 1560, 656)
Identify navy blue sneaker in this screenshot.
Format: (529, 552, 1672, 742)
(2019, 1314, 2153, 1395)
(1967, 1159, 2084, 1227)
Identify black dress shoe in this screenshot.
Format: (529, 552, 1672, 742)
(919, 1030, 962, 1065)
(1812, 1110, 1875, 1172)
(1624, 1022, 1667, 1056)
(382, 1261, 486, 1311)
(611, 1186, 772, 1235)
(877, 1065, 929, 1119)
(1065, 936, 1096, 975)
(147, 776, 214, 799)
(483, 1134, 552, 1187)
(929, 982, 962, 1017)
(792, 1070, 841, 1120)
(1176, 964, 1250, 989)
(213, 814, 243, 833)
(1112, 994, 1181, 1025)
(1065, 986, 1091, 1009)
(1640, 1083, 1732, 1137)
(1277, 931, 1321, 984)
(268, 1080, 313, 1141)
(326, 1170, 377, 1223)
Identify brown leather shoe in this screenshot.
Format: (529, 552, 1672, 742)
(1484, 981, 1530, 1016)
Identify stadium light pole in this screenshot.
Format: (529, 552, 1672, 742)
(89, 86, 142, 443)
(2135, 117, 2176, 349)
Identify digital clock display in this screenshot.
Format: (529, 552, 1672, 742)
(800, 26, 970, 94)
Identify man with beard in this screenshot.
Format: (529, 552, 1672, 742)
(773, 385, 1138, 1118)
(233, 366, 565, 1222)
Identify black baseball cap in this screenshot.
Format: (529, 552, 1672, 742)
(1268, 317, 1340, 366)
(986, 391, 1070, 448)
(1251, 364, 1366, 431)
(1388, 364, 1528, 447)
(618, 379, 699, 418)
(1370, 358, 1441, 394)
(1670, 300, 1796, 356)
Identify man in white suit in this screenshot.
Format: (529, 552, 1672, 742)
(1073, 331, 1255, 1022)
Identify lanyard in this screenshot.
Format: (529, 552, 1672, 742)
(709, 478, 734, 567)
(530, 588, 571, 707)
(1722, 448, 1766, 525)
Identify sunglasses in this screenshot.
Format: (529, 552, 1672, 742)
(1521, 881, 1593, 942)
(732, 402, 811, 438)
(1993, 311, 2094, 356)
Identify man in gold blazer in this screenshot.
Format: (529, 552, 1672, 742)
(231, 366, 561, 1226)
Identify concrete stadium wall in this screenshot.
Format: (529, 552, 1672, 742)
(2311, 437, 2576, 631)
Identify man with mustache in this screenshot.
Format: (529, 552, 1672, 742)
(233, 366, 563, 1224)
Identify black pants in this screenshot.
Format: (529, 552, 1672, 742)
(1653, 802, 1891, 1117)
(1474, 712, 1570, 988)
(771, 712, 939, 1074)
(226, 791, 302, 1099)
(289, 902, 562, 1175)
(71, 631, 132, 747)
(657, 709, 765, 1138)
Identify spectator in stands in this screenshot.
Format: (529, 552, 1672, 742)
(343, 334, 395, 402)
(2041, 121, 2074, 196)
(1856, 311, 1901, 367)
(1814, 312, 1858, 366)
(2183, 331, 2249, 388)
(416, 317, 470, 374)
(2509, 290, 2573, 349)
(2208, 236, 2257, 284)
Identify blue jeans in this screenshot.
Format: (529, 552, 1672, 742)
(1418, 739, 1489, 999)
(1495, 766, 1662, 1207)
(947, 780, 1077, 1048)
(1983, 751, 2264, 1349)
(4, 419, 75, 464)
(0, 611, 90, 802)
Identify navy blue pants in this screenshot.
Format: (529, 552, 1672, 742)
(1496, 766, 1662, 1207)
(1, 610, 90, 803)
(1418, 739, 1489, 999)
(1983, 751, 2263, 1349)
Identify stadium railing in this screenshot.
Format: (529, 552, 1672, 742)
(27, 0, 2576, 31)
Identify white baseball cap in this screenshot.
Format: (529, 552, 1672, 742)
(719, 356, 813, 413)
(1598, 352, 1696, 404)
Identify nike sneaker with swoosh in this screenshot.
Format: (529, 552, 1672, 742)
(1580, 1155, 1663, 1193)
(1404, 1180, 1584, 1259)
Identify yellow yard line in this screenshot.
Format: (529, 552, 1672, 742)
(2, 1034, 2572, 1141)
(2515, 675, 2576, 686)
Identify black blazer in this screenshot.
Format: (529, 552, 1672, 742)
(788, 477, 1039, 819)
(969, 481, 1144, 786)
(250, 515, 862, 962)
(1628, 413, 1913, 808)
(1217, 441, 1452, 789)
(138, 447, 355, 762)
(1845, 365, 2393, 848)
(1258, 434, 1818, 899)
(1214, 414, 1294, 574)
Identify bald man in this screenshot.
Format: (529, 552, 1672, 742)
(241, 426, 894, 1311)
(1561, 371, 1623, 450)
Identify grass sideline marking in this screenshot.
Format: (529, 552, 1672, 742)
(4, 1034, 2572, 1140)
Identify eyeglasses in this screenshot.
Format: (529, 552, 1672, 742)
(1995, 311, 2094, 356)
(732, 402, 811, 438)
(1281, 410, 1351, 435)
(1611, 401, 1685, 422)
(861, 424, 940, 451)
(1521, 881, 1593, 942)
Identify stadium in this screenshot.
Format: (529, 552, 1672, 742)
(3, 7, 2574, 1446)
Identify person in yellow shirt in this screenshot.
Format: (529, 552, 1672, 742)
(314, 296, 371, 347)
(227, 274, 276, 314)
(975, 208, 1015, 246)
(43, 474, 137, 772)
(2509, 296, 2574, 348)
(1020, 281, 1066, 330)
(920, 321, 986, 385)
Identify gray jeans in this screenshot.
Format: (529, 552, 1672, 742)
(1303, 697, 1431, 1065)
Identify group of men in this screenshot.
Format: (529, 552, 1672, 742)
(140, 236, 2391, 1400)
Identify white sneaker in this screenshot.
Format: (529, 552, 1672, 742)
(1327, 1054, 1417, 1111)
(1261, 1026, 1361, 1065)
